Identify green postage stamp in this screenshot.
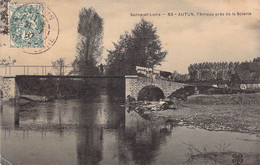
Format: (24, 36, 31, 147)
(9, 4, 44, 48)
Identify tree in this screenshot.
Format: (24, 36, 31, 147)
(188, 61, 242, 82)
(253, 57, 260, 62)
(171, 70, 190, 82)
(107, 19, 167, 75)
(72, 7, 103, 75)
(131, 19, 167, 67)
(106, 32, 135, 75)
(0, 0, 10, 35)
(52, 58, 66, 75)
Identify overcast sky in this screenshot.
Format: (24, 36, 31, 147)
(1, 0, 260, 73)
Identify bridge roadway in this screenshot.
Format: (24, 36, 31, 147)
(13, 75, 125, 78)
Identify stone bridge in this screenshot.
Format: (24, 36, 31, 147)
(125, 75, 185, 100)
(1, 75, 185, 101)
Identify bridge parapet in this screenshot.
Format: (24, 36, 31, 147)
(0, 65, 73, 76)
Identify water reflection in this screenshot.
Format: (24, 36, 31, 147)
(118, 108, 172, 165)
(76, 126, 103, 164)
(1, 94, 259, 165)
(14, 104, 19, 127)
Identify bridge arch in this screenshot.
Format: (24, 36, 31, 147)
(137, 85, 164, 101)
(125, 75, 185, 101)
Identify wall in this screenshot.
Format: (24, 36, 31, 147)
(0, 77, 17, 101)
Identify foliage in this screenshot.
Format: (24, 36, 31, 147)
(188, 62, 240, 82)
(171, 70, 190, 82)
(52, 58, 66, 75)
(16, 77, 99, 98)
(181, 141, 231, 164)
(107, 19, 167, 75)
(131, 19, 167, 67)
(106, 32, 135, 75)
(0, 0, 10, 35)
(253, 57, 260, 62)
(72, 7, 103, 75)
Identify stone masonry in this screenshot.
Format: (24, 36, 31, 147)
(0, 77, 17, 101)
(125, 75, 185, 100)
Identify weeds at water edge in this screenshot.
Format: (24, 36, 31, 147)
(180, 141, 232, 164)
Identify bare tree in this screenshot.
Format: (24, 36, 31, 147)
(52, 58, 66, 75)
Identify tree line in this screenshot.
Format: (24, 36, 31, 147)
(186, 57, 260, 83)
(188, 62, 240, 82)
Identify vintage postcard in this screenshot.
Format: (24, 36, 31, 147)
(0, 0, 260, 164)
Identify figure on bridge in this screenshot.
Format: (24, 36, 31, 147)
(99, 64, 104, 75)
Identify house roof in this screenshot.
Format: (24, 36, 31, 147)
(236, 70, 253, 81)
(237, 62, 260, 73)
(248, 62, 260, 73)
(236, 62, 260, 81)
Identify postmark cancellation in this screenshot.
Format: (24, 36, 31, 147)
(9, 3, 44, 48)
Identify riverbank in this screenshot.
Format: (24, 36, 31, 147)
(186, 93, 260, 105)
(138, 93, 260, 135)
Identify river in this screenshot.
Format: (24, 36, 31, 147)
(0, 92, 259, 165)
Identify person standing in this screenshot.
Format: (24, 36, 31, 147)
(99, 64, 104, 75)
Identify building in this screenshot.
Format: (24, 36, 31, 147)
(231, 62, 260, 90)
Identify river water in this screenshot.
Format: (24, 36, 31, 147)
(0, 92, 259, 165)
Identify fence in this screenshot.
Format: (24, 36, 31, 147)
(0, 65, 174, 79)
(0, 65, 73, 76)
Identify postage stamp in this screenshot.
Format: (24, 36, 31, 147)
(9, 4, 45, 48)
(22, 4, 60, 54)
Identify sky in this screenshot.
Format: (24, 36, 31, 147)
(1, 0, 260, 73)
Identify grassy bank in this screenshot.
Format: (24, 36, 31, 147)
(145, 93, 260, 134)
(186, 93, 260, 105)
